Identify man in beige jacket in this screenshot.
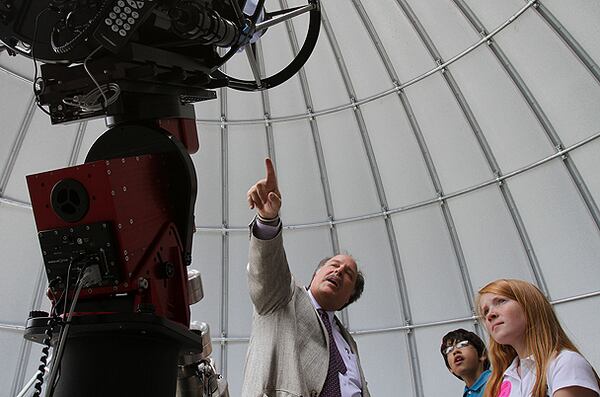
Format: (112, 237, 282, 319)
(242, 158, 371, 397)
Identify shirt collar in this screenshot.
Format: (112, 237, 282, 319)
(307, 287, 335, 323)
(505, 355, 536, 379)
(465, 369, 491, 393)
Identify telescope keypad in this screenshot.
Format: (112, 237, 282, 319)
(95, 0, 153, 50)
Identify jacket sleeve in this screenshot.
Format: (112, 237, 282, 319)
(247, 227, 294, 315)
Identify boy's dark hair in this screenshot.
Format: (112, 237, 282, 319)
(441, 328, 490, 379)
(310, 256, 364, 310)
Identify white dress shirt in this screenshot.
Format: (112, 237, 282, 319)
(307, 289, 363, 397)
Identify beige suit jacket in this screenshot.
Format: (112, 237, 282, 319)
(242, 228, 371, 397)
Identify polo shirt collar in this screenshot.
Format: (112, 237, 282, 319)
(504, 355, 536, 379)
(464, 369, 491, 394)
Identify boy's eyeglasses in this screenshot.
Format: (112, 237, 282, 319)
(443, 340, 470, 355)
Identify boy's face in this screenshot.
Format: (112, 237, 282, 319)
(444, 340, 485, 381)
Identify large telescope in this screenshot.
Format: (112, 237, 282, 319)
(1, 0, 321, 395)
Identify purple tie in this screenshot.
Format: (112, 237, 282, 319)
(318, 309, 347, 397)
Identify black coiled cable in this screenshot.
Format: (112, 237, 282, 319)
(33, 316, 61, 397)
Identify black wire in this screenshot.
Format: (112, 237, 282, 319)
(32, 316, 59, 397)
(47, 266, 87, 397)
(43, 259, 77, 396)
(31, 7, 53, 117)
(48, 278, 63, 317)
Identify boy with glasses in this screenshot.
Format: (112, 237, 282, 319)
(441, 328, 491, 397)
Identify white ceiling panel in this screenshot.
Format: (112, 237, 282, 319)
(492, 8, 600, 146)
(316, 110, 382, 218)
(190, 232, 223, 337)
(405, 0, 480, 61)
(570, 139, 600, 210)
(392, 205, 468, 322)
(462, 0, 532, 30)
(194, 124, 224, 226)
(320, 1, 391, 98)
(360, 95, 437, 208)
(543, 0, 600, 65)
(353, 332, 412, 397)
(358, 0, 437, 82)
(403, 74, 492, 192)
(447, 185, 535, 290)
(0, 205, 43, 323)
(226, 233, 254, 337)
(447, 45, 555, 171)
(507, 160, 600, 298)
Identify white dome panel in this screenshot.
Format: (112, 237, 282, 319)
(507, 160, 600, 298)
(403, 75, 493, 192)
(448, 185, 535, 290)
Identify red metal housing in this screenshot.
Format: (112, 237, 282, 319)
(27, 154, 190, 327)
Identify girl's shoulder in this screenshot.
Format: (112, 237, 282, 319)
(547, 349, 600, 395)
(550, 349, 589, 367)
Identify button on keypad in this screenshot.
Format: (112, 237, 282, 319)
(103, 0, 146, 35)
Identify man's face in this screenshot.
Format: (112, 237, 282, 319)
(309, 255, 358, 311)
(444, 340, 485, 381)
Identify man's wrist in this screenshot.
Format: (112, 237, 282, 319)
(250, 214, 281, 240)
(256, 213, 280, 226)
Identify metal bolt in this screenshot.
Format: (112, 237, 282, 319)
(138, 278, 148, 289)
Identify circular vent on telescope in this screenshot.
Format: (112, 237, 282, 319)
(50, 179, 90, 222)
